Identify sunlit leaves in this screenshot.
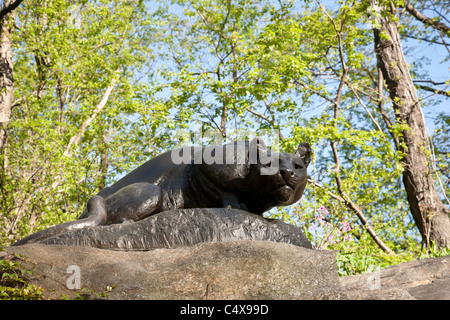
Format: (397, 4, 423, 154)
(1, 0, 166, 244)
(2, 0, 448, 268)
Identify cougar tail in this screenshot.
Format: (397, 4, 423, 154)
(11, 196, 107, 246)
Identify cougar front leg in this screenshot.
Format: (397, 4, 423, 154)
(222, 192, 248, 211)
(12, 196, 107, 246)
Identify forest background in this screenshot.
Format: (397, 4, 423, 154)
(0, 0, 449, 276)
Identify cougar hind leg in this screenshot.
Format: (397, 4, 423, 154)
(12, 182, 162, 246)
(12, 196, 107, 246)
(104, 182, 163, 224)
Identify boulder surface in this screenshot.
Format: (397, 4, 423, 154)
(3, 208, 449, 300)
(340, 254, 450, 300)
(2, 240, 344, 300)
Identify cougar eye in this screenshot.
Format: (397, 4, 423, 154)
(294, 163, 301, 170)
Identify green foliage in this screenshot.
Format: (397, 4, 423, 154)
(0, 251, 115, 300)
(0, 253, 45, 300)
(334, 239, 450, 276)
(1, 0, 448, 276)
(59, 285, 113, 300)
(1, 0, 171, 245)
(432, 113, 450, 203)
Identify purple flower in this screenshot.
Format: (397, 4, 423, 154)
(318, 205, 329, 215)
(341, 221, 351, 232)
(344, 234, 353, 241)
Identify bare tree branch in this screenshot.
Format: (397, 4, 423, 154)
(405, 34, 446, 45)
(0, 0, 23, 22)
(307, 178, 345, 203)
(403, 0, 450, 35)
(439, 31, 450, 54)
(318, 0, 394, 254)
(63, 77, 118, 158)
(414, 84, 450, 97)
(413, 80, 447, 85)
(50, 71, 120, 190)
(345, 80, 384, 134)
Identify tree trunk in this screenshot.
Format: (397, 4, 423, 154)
(0, 1, 15, 151)
(371, 1, 450, 248)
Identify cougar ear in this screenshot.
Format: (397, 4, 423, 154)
(249, 137, 268, 163)
(296, 142, 311, 167)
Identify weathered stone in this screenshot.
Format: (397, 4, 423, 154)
(1, 240, 345, 300)
(340, 255, 450, 300)
(2, 238, 448, 300)
(39, 208, 312, 250)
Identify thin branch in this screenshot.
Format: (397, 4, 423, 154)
(345, 81, 384, 133)
(294, 80, 335, 104)
(413, 80, 447, 85)
(246, 101, 285, 141)
(190, 71, 217, 76)
(51, 72, 120, 190)
(195, 2, 232, 65)
(263, 99, 285, 141)
(405, 34, 446, 45)
(403, 0, 450, 34)
(318, 1, 394, 254)
(431, 3, 450, 25)
(246, 107, 270, 122)
(307, 178, 345, 203)
(62, 80, 117, 157)
(415, 84, 450, 97)
(439, 27, 450, 55)
(316, 1, 348, 107)
(330, 139, 395, 254)
(428, 135, 450, 206)
(220, 104, 227, 138)
(69, 42, 112, 69)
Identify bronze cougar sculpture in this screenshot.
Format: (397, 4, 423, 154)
(13, 137, 311, 246)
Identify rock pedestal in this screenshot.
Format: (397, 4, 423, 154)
(2, 240, 344, 300)
(3, 209, 449, 300)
